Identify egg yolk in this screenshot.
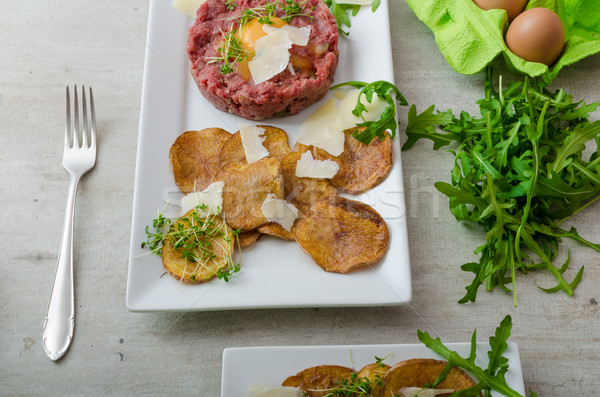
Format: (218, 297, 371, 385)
(236, 17, 312, 81)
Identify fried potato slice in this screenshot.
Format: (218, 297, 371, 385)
(356, 362, 391, 396)
(282, 365, 355, 397)
(161, 209, 234, 283)
(170, 128, 232, 194)
(237, 230, 261, 248)
(382, 359, 478, 396)
(219, 125, 291, 167)
(281, 150, 338, 216)
(258, 222, 296, 241)
(214, 156, 284, 230)
(312, 127, 393, 194)
(295, 196, 389, 273)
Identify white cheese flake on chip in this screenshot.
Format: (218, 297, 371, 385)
(239, 124, 269, 164)
(297, 98, 345, 156)
(295, 151, 339, 179)
(335, 88, 388, 131)
(398, 388, 456, 397)
(262, 24, 311, 46)
(335, 0, 372, 5)
(260, 194, 299, 232)
(249, 29, 293, 84)
(172, 0, 206, 17)
(180, 181, 224, 217)
(298, 88, 388, 156)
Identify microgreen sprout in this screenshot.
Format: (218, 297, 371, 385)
(142, 206, 241, 282)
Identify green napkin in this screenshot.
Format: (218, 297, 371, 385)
(405, 0, 600, 81)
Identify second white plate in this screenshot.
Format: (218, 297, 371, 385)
(221, 343, 525, 397)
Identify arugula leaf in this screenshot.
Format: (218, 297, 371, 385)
(331, 80, 408, 145)
(403, 105, 457, 150)
(324, 0, 380, 35)
(418, 315, 535, 397)
(403, 67, 600, 305)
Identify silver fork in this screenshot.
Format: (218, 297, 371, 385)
(43, 85, 97, 361)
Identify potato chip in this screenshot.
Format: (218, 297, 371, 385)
(214, 157, 284, 230)
(357, 362, 390, 396)
(170, 128, 231, 194)
(282, 365, 354, 397)
(237, 230, 261, 248)
(219, 125, 291, 167)
(161, 209, 234, 283)
(295, 196, 389, 273)
(312, 127, 393, 194)
(280, 150, 337, 216)
(382, 359, 478, 396)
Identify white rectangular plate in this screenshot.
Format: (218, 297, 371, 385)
(126, 0, 411, 311)
(221, 343, 525, 397)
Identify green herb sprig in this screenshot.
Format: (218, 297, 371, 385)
(142, 206, 241, 282)
(212, 0, 311, 75)
(207, 27, 250, 75)
(317, 356, 387, 396)
(418, 315, 537, 397)
(324, 0, 380, 36)
(332, 80, 408, 145)
(403, 67, 600, 305)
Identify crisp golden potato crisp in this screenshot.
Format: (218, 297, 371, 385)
(280, 150, 337, 216)
(282, 365, 354, 397)
(219, 125, 291, 167)
(170, 128, 231, 194)
(161, 209, 234, 283)
(295, 196, 389, 273)
(356, 362, 390, 396)
(382, 358, 478, 396)
(237, 230, 261, 248)
(213, 156, 284, 230)
(258, 222, 296, 241)
(312, 127, 393, 194)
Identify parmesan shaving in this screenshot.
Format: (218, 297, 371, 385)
(335, 88, 388, 131)
(335, 0, 372, 5)
(180, 181, 224, 217)
(262, 24, 311, 46)
(239, 124, 269, 163)
(172, 0, 206, 17)
(398, 388, 456, 397)
(248, 383, 302, 397)
(297, 98, 345, 156)
(295, 151, 339, 179)
(249, 29, 293, 84)
(261, 194, 299, 231)
(298, 88, 388, 156)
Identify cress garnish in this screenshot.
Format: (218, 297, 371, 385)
(142, 205, 241, 282)
(209, 0, 312, 75)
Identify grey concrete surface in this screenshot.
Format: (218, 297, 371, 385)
(1, 0, 599, 395)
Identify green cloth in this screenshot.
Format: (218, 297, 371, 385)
(405, 0, 600, 81)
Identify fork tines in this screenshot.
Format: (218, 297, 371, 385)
(65, 85, 96, 150)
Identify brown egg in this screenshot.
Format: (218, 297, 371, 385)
(473, 0, 528, 22)
(505, 7, 565, 66)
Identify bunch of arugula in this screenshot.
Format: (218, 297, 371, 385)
(404, 67, 600, 305)
(419, 315, 536, 397)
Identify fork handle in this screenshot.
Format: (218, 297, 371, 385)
(43, 175, 80, 361)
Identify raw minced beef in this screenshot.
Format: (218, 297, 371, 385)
(187, 0, 339, 120)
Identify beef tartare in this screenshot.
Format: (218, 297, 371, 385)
(187, 0, 339, 120)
